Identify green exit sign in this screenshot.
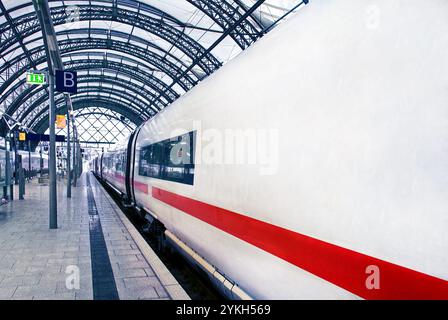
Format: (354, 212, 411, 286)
(26, 72, 46, 85)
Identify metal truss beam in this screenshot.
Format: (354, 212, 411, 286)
(74, 112, 134, 130)
(69, 108, 136, 144)
(233, 0, 269, 29)
(0, 0, 48, 122)
(0, 1, 37, 69)
(32, 98, 144, 134)
(0, 36, 197, 109)
(1, 54, 179, 118)
(186, 0, 263, 49)
(0, 35, 196, 91)
(78, 141, 117, 145)
(153, 0, 267, 105)
(0, 3, 221, 74)
(10, 73, 162, 122)
(24, 86, 151, 130)
(1, 0, 268, 56)
(0, 0, 279, 131)
(61, 37, 198, 89)
(64, 57, 179, 102)
(59, 28, 196, 75)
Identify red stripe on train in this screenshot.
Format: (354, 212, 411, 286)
(103, 172, 125, 184)
(114, 172, 125, 183)
(152, 186, 448, 300)
(133, 180, 149, 194)
(106, 172, 148, 194)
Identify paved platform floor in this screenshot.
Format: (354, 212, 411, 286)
(0, 172, 189, 300)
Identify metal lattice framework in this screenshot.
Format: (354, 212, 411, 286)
(28, 95, 146, 132)
(0, 0, 308, 145)
(53, 107, 136, 145)
(3, 52, 181, 119)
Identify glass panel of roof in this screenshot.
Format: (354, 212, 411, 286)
(4, 1, 34, 15)
(139, 0, 199, 23)
(24, 37, 44, 51)
(22, 30, 44, 44)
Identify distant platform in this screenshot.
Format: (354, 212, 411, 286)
(0, 172, 189, 300)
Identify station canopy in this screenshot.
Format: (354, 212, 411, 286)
(0, 0, 307, 146)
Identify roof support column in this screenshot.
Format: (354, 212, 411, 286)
(48, 72, 57, 229)
(32, 0, 59, 229)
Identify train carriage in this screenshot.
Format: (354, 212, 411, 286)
(93, 0, 448, 300)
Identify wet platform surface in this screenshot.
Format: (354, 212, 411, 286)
(0, 172, 189, 300)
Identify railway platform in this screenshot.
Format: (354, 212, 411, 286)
(0, 172, 189, 300)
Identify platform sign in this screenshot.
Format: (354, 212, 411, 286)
(56, 115, 66, 129)
(27, 133, 65, 142)
(56, 70, 77, 94)
(26, 72, 46, 85)
(18, 132, 26, 141)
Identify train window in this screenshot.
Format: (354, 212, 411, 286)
(115, 152, 126, 173)
(139, 131, 196, 185)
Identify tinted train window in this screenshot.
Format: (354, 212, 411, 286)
(139, 131, 196, 185)
(115, 152, 126, 173)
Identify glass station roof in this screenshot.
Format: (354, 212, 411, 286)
(0, 0, 307, 145)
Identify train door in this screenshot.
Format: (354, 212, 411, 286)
(100, 154, 103, 180)
(124, 126, 142, 205)
(125, 130, 136, 204)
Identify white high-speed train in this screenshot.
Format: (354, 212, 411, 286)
(92, 0, 448, 299)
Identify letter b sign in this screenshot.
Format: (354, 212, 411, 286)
(56, 70, 77, 94)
